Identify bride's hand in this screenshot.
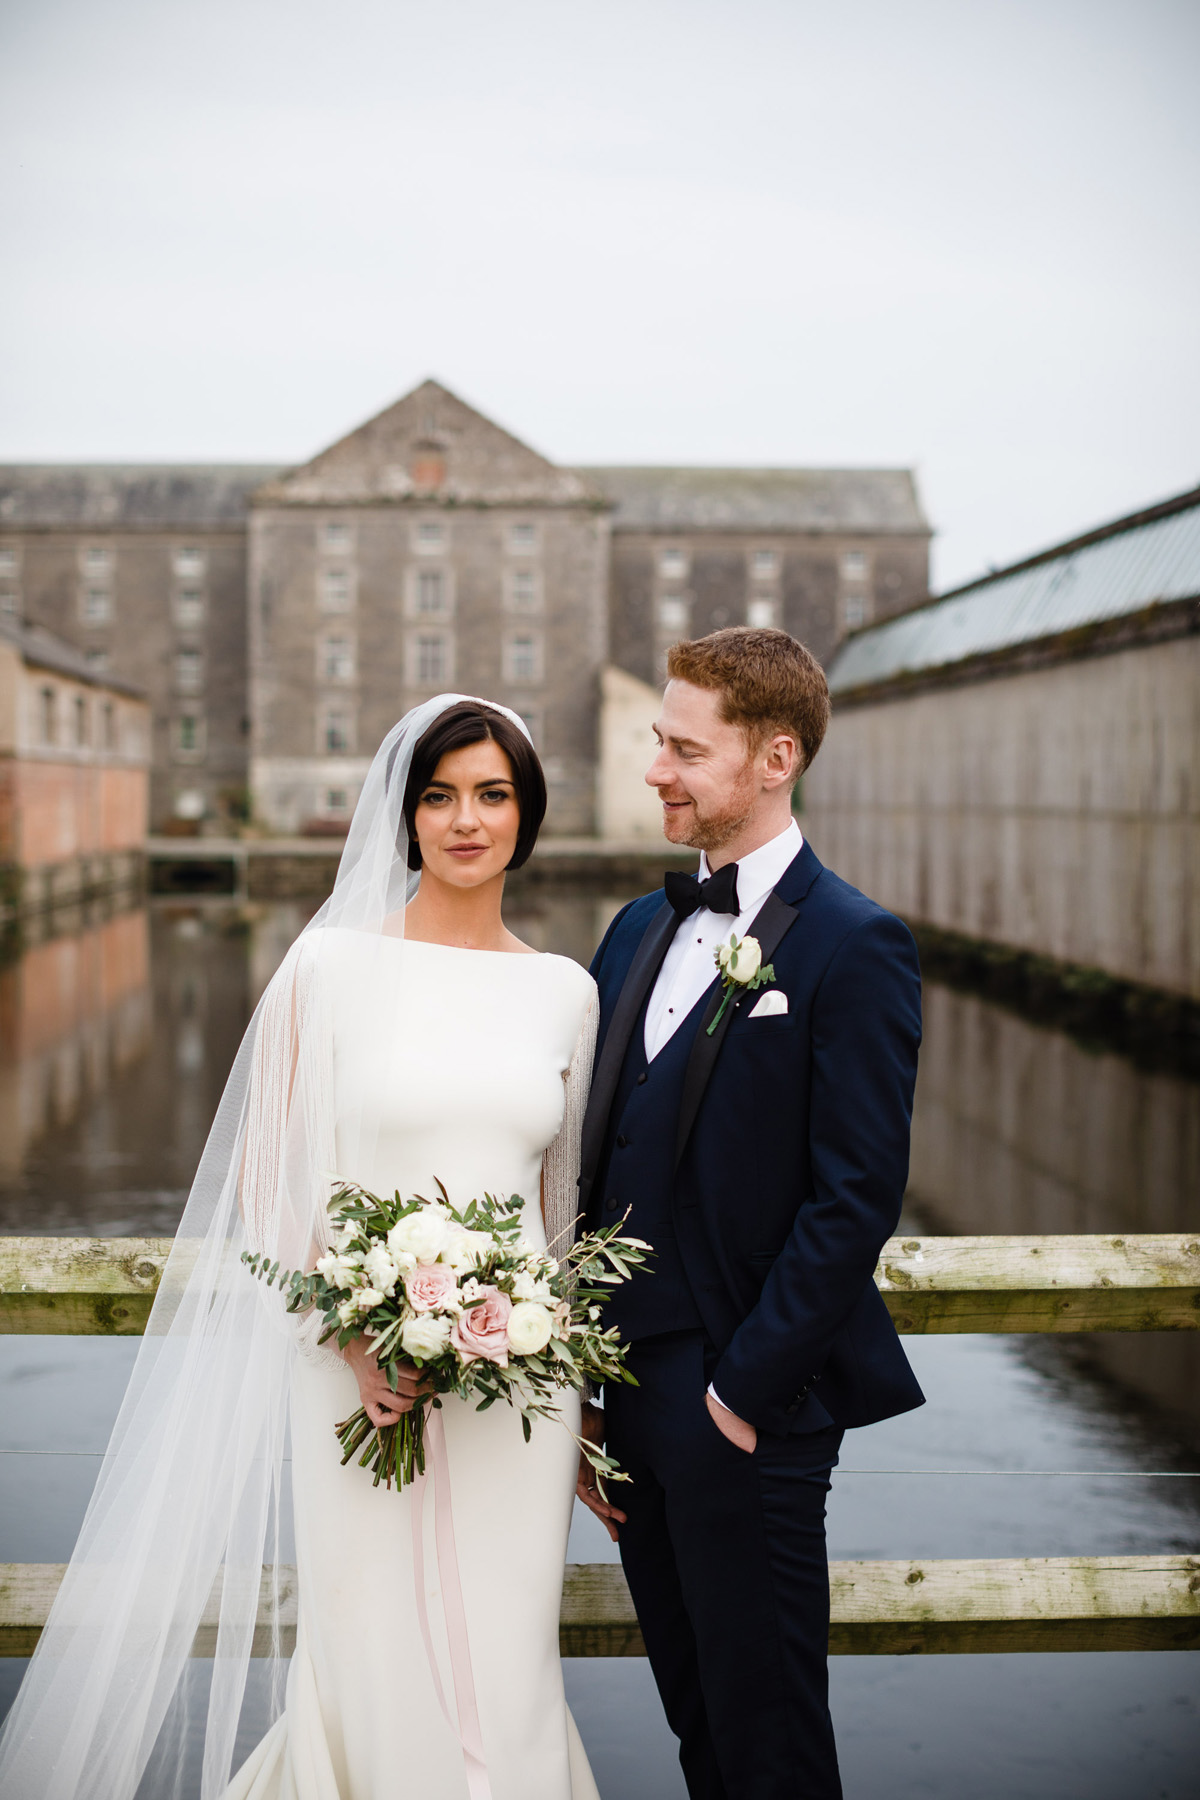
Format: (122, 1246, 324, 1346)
(340, 1334, 432, 1427)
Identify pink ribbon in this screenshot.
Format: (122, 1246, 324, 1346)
(411, 1407, 493, 1800)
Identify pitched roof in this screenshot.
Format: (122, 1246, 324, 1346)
(827, 485, 1200, 695)
(0, 615, 144, 697)
(255, 379, 600, 508)
(575, 466, 929, 534)
(0, 465, 282, 529)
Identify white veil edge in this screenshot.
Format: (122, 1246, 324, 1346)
(0, 696, 535, 1800)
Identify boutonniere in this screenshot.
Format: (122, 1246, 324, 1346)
(708, 933, 776, 1035)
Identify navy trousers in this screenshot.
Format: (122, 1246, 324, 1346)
(605, 1331, 844, 1800)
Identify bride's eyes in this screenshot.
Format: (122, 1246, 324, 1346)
(480, 788, 512, 805)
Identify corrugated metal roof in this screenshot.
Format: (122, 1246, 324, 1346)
(827, 488, 1200, 694)
(575, 466, 929, 534)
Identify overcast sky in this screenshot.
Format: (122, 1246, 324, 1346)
(2, 0, 1196, 589)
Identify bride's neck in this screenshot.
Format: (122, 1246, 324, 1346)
(400, 870, 513, 952)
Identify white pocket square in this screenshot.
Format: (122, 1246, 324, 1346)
(748, 990, 788, 1018)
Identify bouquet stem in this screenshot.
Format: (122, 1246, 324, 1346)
(336, 1403, 429, 1491)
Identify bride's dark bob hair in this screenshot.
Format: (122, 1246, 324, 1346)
(403, 701, 547, 871)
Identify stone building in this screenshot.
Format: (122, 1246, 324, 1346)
(0, 380, 930, 836)
(804, 485, 1200, 1000)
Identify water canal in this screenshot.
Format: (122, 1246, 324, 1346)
(1, 888, 1197, 1798)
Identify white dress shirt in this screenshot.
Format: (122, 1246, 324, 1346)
(644, 818, 803, 1062)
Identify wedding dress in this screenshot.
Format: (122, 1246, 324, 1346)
(226, 930, 601, 1800)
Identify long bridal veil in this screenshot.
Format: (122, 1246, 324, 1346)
(0, 695, 536, 1800)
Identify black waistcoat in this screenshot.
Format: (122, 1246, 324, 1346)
(593, 986, 709, 1342)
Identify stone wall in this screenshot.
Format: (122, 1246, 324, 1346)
(805, 635, 1200, 999)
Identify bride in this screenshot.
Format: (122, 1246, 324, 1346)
(0, 696, 601, 1800)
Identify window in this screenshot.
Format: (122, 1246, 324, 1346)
(322, 634, 355, 682)
(103, 702, 116, 749)
(841, 550, 868, 581)
(173, 546, 206, 579)
(0, 549, 17, 575)
(416, 570, 446, 616)
(83, 587, 112, 624)
(175, 587, 205, 627)
(415, 633, 449, 685)
(0, 588, 17, 618)
(507, 568, 540, 612)
(85, 648, 110, 673)
(658, 547, 687, 580)
(320, 567, 353, 613)
(657, 595, 689, 631)
(322, 521, 352, 552)
(324, 711, 351, 754)
(326, 787, 349, 814)
(509, 522, 537, 554)
(516, 709, 541, 748)
(84, 546, 112, 573)
(747, 598, 778, 629)
(176, 647, 203, 691)
(177, 713, 204, 754)
(39, 686, 56, 745)
(74, 696, 88, 747)
(504, 631, 542, 684)
(844, 593, 869, 630)
(414, 521, 446, 554)
(752, 549, 779, 581)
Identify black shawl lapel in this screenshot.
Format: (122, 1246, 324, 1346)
(578, 901, 679, 1200)
(673, 887, 800, 1169)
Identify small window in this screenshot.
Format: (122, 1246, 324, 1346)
(508, 568, 540, 612)
(74, 695, 88, 746)
(841, 550, 868, 580)
(320, 568, 353, 612)
(103, 702, 116, 749)
(83, 587, 112, 624)
(844, 593, 869, 630)
(173, 546, 206, 579)
(0, 548, 18, 578)
(657, 595, 688, 631)
(326, 787, 349, 814)
(84, 546, 112, 573)
(40, 686, 56, 744)
(177, 713, 202, 753)
(0, 588, 17, 618)
(85, 647, 110, 673)
(747, 598, 778, 629)
(658, 547, 687, 579)
(323, 521, 352, 552)
(324, 711, 351, 754)
(509, 522, 537, 554)
(516, 709, 541, 748)
(415, 633, 449, 685)
(416, 570, 446, 616)
(175, 588, 205, 627)
(415, 521, 446, 554)
(322, 634, 355, 682)
(176, 647, 203, 691)
(752, 549, 779, 580)
(505, 631, 542, 684)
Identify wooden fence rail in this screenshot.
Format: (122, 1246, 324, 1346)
(2, 1234, 1197, 1656)
(1, 1557, 1196, 1659)
(0, 1233, 1197, 1336)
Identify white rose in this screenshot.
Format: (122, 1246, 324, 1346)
(387, 1210, 450, 1265)
(336, 1297, 358, 1326)
(354, 1285, 384, 1314)
(512, 1270, 555, 1304)
(362, 1244, 399, 1296)
(400, 1313, 453, 1360)
(315, 1252, 364, 1290)
(506, 1301, 554, 1355)
(717, 934, 762, 984)
(443, 1226, 494, 1272)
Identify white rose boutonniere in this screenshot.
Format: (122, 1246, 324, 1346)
(708, 932, 776, 1036)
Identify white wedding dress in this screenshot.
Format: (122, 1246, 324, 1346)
(224, 931, 600, 1800)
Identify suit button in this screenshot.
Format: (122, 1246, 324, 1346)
(616, 1135, 628, 1149)
(636, 1072, 648, 1085)
(605, 1197, 619, 1212)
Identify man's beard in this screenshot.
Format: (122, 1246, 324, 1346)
(662, 766, 757, 853)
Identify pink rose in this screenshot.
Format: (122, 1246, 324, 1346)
(404, 1263, 459, 1314)
(450, 1286, 512, 1365)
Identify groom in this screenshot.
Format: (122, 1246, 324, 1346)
(576, 627, 924, 1800)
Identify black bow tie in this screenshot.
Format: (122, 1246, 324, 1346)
(664, 862, 741, 920)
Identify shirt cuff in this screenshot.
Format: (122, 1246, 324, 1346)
(706, 1381, 731, 1413)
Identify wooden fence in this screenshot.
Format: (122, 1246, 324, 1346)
(1, 1233, 1198, 1656)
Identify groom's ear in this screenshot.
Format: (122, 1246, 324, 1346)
(759, 731, 802, 790)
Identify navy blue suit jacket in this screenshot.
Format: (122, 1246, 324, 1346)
(581, 840, 925, 1438)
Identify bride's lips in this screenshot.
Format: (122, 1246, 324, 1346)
(445, 843, 489, 859)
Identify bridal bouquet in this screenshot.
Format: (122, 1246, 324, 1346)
(242, 1181, 649, 1493)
